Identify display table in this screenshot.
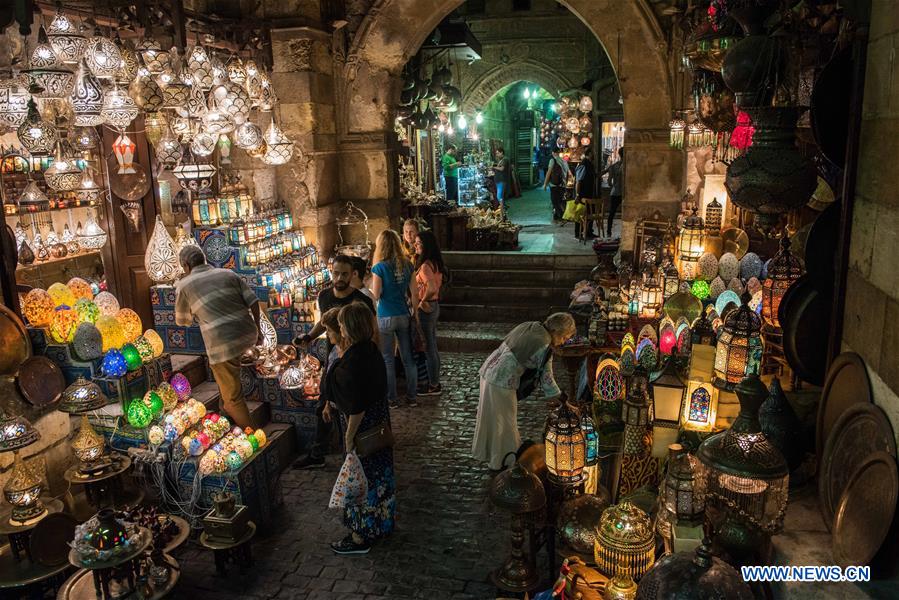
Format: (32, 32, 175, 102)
(64, 454, 142, 511)
(199, 521, 256, 575)
(57, 554, 179, 600)
(0, 498, 64, 562)
(0, 544, 72, 597)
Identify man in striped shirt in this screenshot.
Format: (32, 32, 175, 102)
(175, 246, 262, 428)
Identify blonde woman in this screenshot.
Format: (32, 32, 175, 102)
(370, 230, 419, 407)
(472, 312, 576, 471)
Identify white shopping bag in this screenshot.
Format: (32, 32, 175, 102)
(328, 452, 368, 509)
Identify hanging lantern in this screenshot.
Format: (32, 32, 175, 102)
(144, 111, 168, 147)
(669, 118, 686, 149)
(161, 74, 191, 111)
(72, 125, 99, 151)
(257, 75, 276, 111)
(44, 143, 82, 191)
(261, 117, 294, 165)
(593, 501, 655, 580)
(190, 131, 217, 157)
(145, 215, 183, 283)
(83, 31, 122, 79)
(25, 26, 75, 99)
(202, 105, 235, 135)
(69, 59, 105, 126)
(713, 295, 763, 391)
(100, 86, 139, 129)
(0, 76, 30, 128)
(762, 235, 804, 328)
(173, 146, 216, 192)
(187, 46, 215, 90)
(210, 80, 251, 125)
(544, 403, 587, 485)
(46, 10, 87, 64)
(678, 208, 705, 262)
(639, 274, 663, 319)
(704, 197, 723, 233)
(129, 59, 165, 112)
(155, 128, 183, 168)
(78, 210, 108, 249)
(136, 37, 169, 74)
(114, 37, 139, 84)
(112, 134, 137, 175)
(234, 121, 264, 151)
(17, 98, 58, 155)
(227, 57, 247, 84)
(191, 190, 219, 226)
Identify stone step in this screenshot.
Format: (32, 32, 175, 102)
(448, 268, 587, 288)
(170, 353, 208, 389)
(194, 379, 270, 429)
(442, 285, 572, 306)
(435, 321, 513, 353)
(443, 250, 596, 270)
(439, 303, 570, 323)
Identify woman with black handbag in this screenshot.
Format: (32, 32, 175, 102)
(472, 312, 576, 471)
(323, 302, 396, 554)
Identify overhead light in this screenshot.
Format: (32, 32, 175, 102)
(475, 111, 483, 124)
(457, 115, 467, 130)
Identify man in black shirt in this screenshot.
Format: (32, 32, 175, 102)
(574, 147, 597, 239)
(292, 255, 374, 469)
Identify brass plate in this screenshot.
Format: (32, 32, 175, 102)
(809, 176, 836, 211)
(819, 403, 896, 530)
(720, 227, 749, 259)
(816, 352, 872, 460)
(833, 451, 898, 569)
(0, 303, 31, 377)
(663, 292, 703, 324)
(17, 356, 65, 407)
(29, 512, 78, 566)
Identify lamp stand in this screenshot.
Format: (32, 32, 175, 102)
(4, 451, 46, 526)
(493, 513, 539, 593)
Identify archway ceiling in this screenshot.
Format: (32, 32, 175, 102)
(461, 59, 574, 112)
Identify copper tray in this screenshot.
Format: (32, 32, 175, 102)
(17, 356, 65, 407)
(832, 451, 898, 569)
(0, 303, 31, 377)
(29, 512, 78, 566)
(720, 227, 749, 259)
(819, 403, 896, 530)
(816, 352, 872, 460)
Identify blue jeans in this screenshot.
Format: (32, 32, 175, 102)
(496, 182, 506, 203)
(378, 315, 417, 402)
(418, 302, 440, 386)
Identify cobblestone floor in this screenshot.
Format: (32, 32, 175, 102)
(174, 351, 572, 600)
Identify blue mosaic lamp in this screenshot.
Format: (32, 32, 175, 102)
(102, 349, 127, 377)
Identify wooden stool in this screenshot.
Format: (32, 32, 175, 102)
(199, 522, 256, 576)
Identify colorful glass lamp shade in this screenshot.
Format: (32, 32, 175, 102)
(121, 343, 142, 371)
(544, 403, 587, 485)
(126, 399, 153, 428)
(696, 375, 789, 534)
(713, 295, 763, 391)
(169, 373, 191, 400)
(144, 329, 164, 357)
(0, 412, 40, 452)
(49, 307, 78, 343)
(102, 349, 127, 377)
(143, 390, 163, 416)
(581, 414, 599, 466)
(681, 380, 719, 433)
(22, 288, 55, 327)
(115, 308, 143, 342)
(59, 376, 108, 413)
(762, 236, 804, 328)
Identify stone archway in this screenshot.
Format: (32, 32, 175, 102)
(334, 0, 683, 251)
(461, 59, 576, 113)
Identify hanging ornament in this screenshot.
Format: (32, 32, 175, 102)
(17, 98, 58, 155)
(19, 180, 49, 206)
(261, 117, 294, 165)
(190, 131, 217, 157)
(0, 76, 29, 128)
(136, 38, 169, 74)
(144, 112, 168, 147)
(173, 146, 216, 192)
(84, 29, 122, 79)
(25, 26, 75, 99)
(46, 9, 87, 64)
(75, 167, 102, 204)
(44, 143, 82, 191)
(100, 86, 139, 129)
(227, 57, 247, 84)
(183, 76, 207, 118)
(161, 69, 190, 111)
(202, 106, 235, 135)
(187, 46, 214, 90)
(145, 215, 183, 283)
(129, 58, 164, 112)
(244, 60, 263, 101)
(70, 58, 105, 126)
(78, 211, 108, 249)
(155, 128, 183, 168)
(114, 36, 139, 85)
(170, 116, 192, 138)
(111, 134, 137, 175)
(257, 75, 276, 111)
(120, 202, 143, 233)
(72, 125, 99, 151)
(233, 121, 263, 150)
(211, 56, 228, 85)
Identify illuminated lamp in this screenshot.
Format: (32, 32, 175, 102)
(762, 235, 803, 328)
(143, 390, 163, 417)
(71, 415, 106, 470)
(25, 26, 74, 99)
(59, 376, 107, 413)
(681, 380, 719, 433)
(3, 449, 45, 525)
(115, 308, 143, 342)
(544, 403, 587, 485)
(22, 288, 55, 327)
(126, 399, 152, 428)
(144, 329, 164, 357)
(640, 274, 663, 319)
(713, 294, 763, 391)
(156, 383, 178, 411)
(17, 98, 58, 155)
(593, 501, 655, 580)
(93, 291, 119, 316)
(691, 280, 710, 300)
(658, 317, 677, 355)
(649, 359, 686, 457)
(70, 59, 105, 126)
(145, 215, 183, 284)
(46, 10, 86, 64)
(121, 343, 142, 371)
(111, 134, 137, 175)
(662, 260, 680, 300)
(100, 86, 139, 130)
(96, 315, 126, 352)
(261, 117, 294, 165)
(67, 277, 94, 301)
(102, 349, 127, 377)
(663, 445, 706, 526)
(83, 31, 122, 79)
(170, 373, 191, 400)
(705, 197, 723, 233)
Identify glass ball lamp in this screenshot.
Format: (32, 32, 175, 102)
(697, 375, 789, 535)
(713, 293, 763, 391)
(544, 403, 587, 485)
(0, 411, 45, 525)
(762, 235, 803, 328)
(278, 363, 304, 390)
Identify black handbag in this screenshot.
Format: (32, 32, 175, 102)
(516, 349, 552, 401)
(354, 421, 395, 458)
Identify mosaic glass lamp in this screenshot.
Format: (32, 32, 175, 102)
(17, 98, 58, 155)
(713, 294, 763, 391)
(116, 308, 143, 342)
(544, 403, 586, 485)
(681, 380, 719, 433)
(121, 343, 142, 371)
(697, 375, 789, 535)
(762, 235, 804, 328)
(0, 412, 40, 452)
(126, 399, 152, 429)
(170, 373, 191, 400)
(593, 501, 655, 580)
(102, 349, 127, 377)
(581, 413, 599, 466)
(678, 208, 705, 262)
(60, 376, 108, 413)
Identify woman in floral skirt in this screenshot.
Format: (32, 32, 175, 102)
(323, 302, 396, 554)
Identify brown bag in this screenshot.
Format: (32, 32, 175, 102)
(354, 421, 395, 458)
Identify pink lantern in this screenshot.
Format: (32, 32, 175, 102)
(112, 134, 136, 175)
(659, 328, 678, 355)
(170, 372, 191, 400)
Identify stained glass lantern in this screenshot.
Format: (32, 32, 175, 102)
(46, 10, 87, 64)
(705, 197, 723, 233)
(25, 27, 75, 99)
(697, 375, 789, 534)
(261, 118, 294, 165)
(593, 501, 655, 580)
(762, 236, 803, 328)
(681, 380, 719, 433)
(22, 288, 55, 327)
(84, 32, 122, 79)
(144, 329, 164, 357)
(191, 191, 219, 226)
(93, 291, 119, 316)
(132, 336, 154, 361)
(713, 295, 763, 391)
(4, 451, 45, 524)
(640, 275, 663, 319)
(115, 308, 142, 342)
(145, 215, 184, 283)
(70, 59, 105, 126)
(126, 399, 152, 428)
(120, 343, 142, 371)
(663, 446, 707, 526)
(96, 315, 126, 352)
(678, 208, 704, 262)
(544, 403, 586, 485)
(100, 87, 138, 129)
(17, 98, 58, 155)
(581, 414, 599, 466)
(143, 390, 163, 417)
(60, 376, 107, 413)
(173, 147, 217, 192)
(691, 280, 710, 300)
(170, 373, 191, 400)
(111, 134, 136, 175)
(44, 144, 82, 191)
(0, 76, 29, 128)
(102, 349, 127, 377)
(650, 359, 686, 456)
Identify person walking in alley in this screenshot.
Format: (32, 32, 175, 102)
(413, 230, 448, 396)
(543, 147, 570, 222)
(601, 146, 625, 239)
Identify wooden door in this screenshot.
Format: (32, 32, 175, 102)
(102, 116, 159, 328)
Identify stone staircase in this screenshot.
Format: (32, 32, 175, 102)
(437, 251, 596, 353)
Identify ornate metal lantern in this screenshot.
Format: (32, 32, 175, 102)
(17, 98, 58, 155)
(544, 403, 586, 485)
(59, 376, 108, 413)
(634, 539, 753, 599)
(489, 461, 546, 593)
(25, 26, 75, 99)
(758, 377, 803, 472)
(762, 235, 803, 327)
(662, 446, 706, 526)
(713, 294, 762, 391)
(704, 197, 723, 233)
(173, 146, 216, 192)
(46, 9, 86, 64)
(71, 414, 108, 473)
(0, 76, 30, 128)
(100, 86, 139, 129)
(697, 375, 789, 534)
(593, 501, 655, 580)
(44, 143, 82, 191)
(0, 411, 44, 525)
(70, 58, 105, 126)
(678, 208, 705, 263)
(261, 117, 294, 165)
(84, 30, 122, 79)
(662, 260, 680, 301)
(640, 273, 663, 319)
(649, 359, 685, 456)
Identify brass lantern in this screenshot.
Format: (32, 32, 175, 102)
(713, 294, 763, 391)
(489, 460, 546, 593)
(678, 208, 705, 262)
(635, 540, 753, 600)
(59, 376, 107, 413)
(71, 414, 107, 472)
(593, 501, 655, 580)
(762, 235, 803, 327)
(662, 259, 680, 301)
(0, 411, 44, 525)
(544, 403, 587, 485)
(704, 197, 723, 233)
(639, 273, 663, 319)
(663, 445, 706, 526)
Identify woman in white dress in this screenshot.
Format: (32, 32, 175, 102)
(472, 312, 576, 470)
